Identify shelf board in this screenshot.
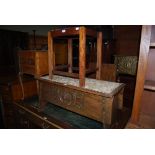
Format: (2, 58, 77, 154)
(144, 80, 155, 91)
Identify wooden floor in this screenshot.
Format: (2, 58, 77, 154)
(126, 113, 155, 129)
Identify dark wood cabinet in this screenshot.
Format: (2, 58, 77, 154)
(0, 75, 37, 128)
(0, 29, 28, 75)
(114, 55, 137, 109)
(0, 75, 37, 103)
(118, 74, 136, 109)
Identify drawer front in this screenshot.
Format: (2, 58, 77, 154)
(18, 51, 35, 75)
(15, 104, 61, 129)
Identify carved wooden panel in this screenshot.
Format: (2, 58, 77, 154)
(40, 81, 104, 122)
(39, 80, 124, 126)
(42, 83, 85, 110)
(114, 55, 138, 75)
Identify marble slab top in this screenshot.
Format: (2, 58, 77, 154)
(40, 75, 124, 97)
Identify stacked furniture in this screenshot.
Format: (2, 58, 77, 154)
(37, 26, 125, 128)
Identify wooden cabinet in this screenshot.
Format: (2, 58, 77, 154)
(18, 50, 48, 77)
(0, 75, 37, 128)
(0, 75, 37, 103)
(118, 74, 136, 109)
(0, 29, 29, 76)
(38, 75, 125, 128)
(114, 55, 137, 109)
(129, 25, 155, 128)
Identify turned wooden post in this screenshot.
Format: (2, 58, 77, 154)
(68, 39, 73, 73)
(48, 31, 54, 79)
(79, 27, 86, 87)
(96, 32, 103, 80)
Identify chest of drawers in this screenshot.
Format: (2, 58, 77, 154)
(18, 50, 48, 77)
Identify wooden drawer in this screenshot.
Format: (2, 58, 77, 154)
(19, 51, 35, 75)
(18, 51, 48, 77)
(16, 107, 53, 129)
(14, 102, 73, 129)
